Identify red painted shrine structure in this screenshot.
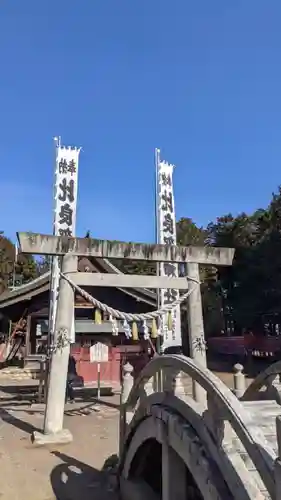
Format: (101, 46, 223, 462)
(0, 257, 157, 385)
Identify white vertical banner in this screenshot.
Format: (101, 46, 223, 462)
(156, 149, 182, 351)
(49, 140, 81, 346)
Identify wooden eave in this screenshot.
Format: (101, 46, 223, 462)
(0, 257, 157, 310)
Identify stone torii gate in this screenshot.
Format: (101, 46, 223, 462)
(17, 232, 234, 445)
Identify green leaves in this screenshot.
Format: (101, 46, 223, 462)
(0, 233, 39, 293)
(176, 217, 207, 247)
(0, 233, 15, 293)
(208, 187, 281, 332)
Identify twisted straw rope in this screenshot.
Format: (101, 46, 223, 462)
(60, 272, 199, 322)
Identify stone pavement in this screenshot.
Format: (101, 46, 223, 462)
(0, 380, 120, 500)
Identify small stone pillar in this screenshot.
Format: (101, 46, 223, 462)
(162, 366, 185, 398)
(119, 361, 134, 458)
(233, 363, 245, 399)
(172, 371, 186, 397)
(163, 367, 174, 393)
(186, 262, 207, 405)
(121, 362, 134, 404)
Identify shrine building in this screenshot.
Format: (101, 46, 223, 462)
(0, 256, 158, 386)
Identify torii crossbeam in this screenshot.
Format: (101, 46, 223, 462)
(17, 232, 234, 265)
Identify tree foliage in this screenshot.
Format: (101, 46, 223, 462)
(176, 217, 206, 246)
(0, 233, 38, 293)
(206, 187, 281, 334)
(114, 217, 206, 277)
(36, 256, 52, 275)
(0, 232, 15, 293)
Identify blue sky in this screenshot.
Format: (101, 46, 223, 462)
(1, 1, 281, 244)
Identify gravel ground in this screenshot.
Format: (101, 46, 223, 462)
(0, 381, 120, 500)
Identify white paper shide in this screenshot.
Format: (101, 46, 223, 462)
(49, 144, 81, 345)
(156, 151, 182, 350)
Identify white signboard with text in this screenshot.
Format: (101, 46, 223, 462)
(90, 342, 109, 363)
(49, 143, 81, 345)
(156, 150, 182, 350)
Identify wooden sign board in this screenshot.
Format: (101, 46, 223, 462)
(90, 342, 109, 363)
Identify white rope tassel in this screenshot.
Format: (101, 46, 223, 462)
(158, 316, 164, 337)
(142, 320, 149, 340)
(162, 314, 169, 341)
(110, 315, 119, 336)
(172, 309, 177, 331)
(123, 319, 132, 339)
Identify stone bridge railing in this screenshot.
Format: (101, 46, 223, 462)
(242, 359, 281, 404)
(119, 355, 277, 499)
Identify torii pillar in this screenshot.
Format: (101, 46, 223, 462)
(186, 262, 206, 402)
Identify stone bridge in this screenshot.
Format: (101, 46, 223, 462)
(118, 355, 281, 500)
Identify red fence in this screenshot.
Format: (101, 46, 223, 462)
(208, 335, 281, 357)
(208, 337, 246, 356)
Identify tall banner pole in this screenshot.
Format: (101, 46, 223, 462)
(156, 149, 182, 352)
(154, 148, 161, 353)
(47, 138, 60, 354)
(48, 138, 81, 354)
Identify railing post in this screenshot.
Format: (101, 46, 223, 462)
(163, 367, 175, 393)
(119, 361, 134, 459)
(233, 363, 245, 399)
(144, 376, 155, 396)
(275, 416, 281, 499)
(205, 395, 233, 448)
(37, 358, 45, 404)
(161, 364, 186, 397)
(186, 262, 207, 405)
